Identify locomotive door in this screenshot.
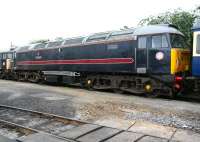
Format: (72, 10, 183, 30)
(136, 36, 148, 73)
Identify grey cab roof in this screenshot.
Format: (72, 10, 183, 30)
(133, 25, 183, 36)
(16, 24, 183, 52)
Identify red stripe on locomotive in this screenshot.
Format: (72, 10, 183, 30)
(17, 58, 134, 65)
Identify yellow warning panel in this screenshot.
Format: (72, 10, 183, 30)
(171, 48, 190, 74)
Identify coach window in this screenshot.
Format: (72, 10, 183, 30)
(138, 37, 147, 49)
(197, 34, 200, 54)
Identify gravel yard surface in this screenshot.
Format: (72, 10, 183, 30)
(0, 80, 200, 133)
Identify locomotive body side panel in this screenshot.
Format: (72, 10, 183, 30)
(192, 30, 200, 77)
(16, 40, 136, 74)
(192, 57, 200, 77)
(16, 34, 178, 76)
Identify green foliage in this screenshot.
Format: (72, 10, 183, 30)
(139, 8, 200, 47)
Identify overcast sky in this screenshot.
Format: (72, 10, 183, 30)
(0, 0, 199, 51)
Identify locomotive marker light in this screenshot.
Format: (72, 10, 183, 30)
(87, 79, 92, 85)
(85, 79, 93, 89)
(145, 83, 152, 93)
(174, 76, 183, 91)
(174, 83, 181, 90)
(175, 76, 183, 82)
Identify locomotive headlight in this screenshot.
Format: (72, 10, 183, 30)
(155, 52, 164, 61)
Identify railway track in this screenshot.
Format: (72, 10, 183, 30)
(0, 104, 143, 142)
(0, 104, 102, 141)
(0, 105, 198, 142)
(0, 119, 36, 139)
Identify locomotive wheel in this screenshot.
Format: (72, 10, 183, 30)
(170, 87, 182, 98)
(147, 88, 177, 98)
(29, 73, 40, 83)
(145, 90, 160, 98)
(113, 88, 124, 94)
(13, 72, 19, 81)
(26, 72, 43, 83)
(0, 73, 3, 79)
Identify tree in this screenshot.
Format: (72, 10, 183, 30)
(139, 8, 200, 47)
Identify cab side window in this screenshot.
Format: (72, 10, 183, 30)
(7, 53, 13, 59)
(152, 35, 168, 48)
(3, 54, 7, 59)
(162, 35, 168, 47)
(197, 34, 200, 54)
(138, 37, 147, 49)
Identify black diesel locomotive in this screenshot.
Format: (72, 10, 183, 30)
(0, 25, 190, 96)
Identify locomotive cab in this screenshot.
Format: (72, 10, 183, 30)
(0, 51, 15, 79)
(2, 52, 15, 71)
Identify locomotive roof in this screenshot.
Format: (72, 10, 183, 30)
(133, 25, 183, 36)
(16, 24, 183, 52)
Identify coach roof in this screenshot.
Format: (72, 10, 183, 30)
(192, 18, 200, 31)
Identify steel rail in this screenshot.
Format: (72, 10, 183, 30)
(0, 104, 92, 125)
(0, 118, 77, 142)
